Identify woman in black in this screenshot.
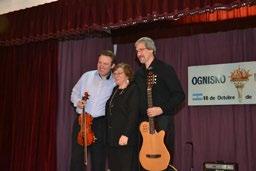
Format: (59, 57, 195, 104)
(106, 63, 139, 171)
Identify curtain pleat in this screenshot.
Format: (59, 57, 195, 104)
(178, 5, 256, 24)
(0, 41, 58, 171)
(0, 0, 255, 46)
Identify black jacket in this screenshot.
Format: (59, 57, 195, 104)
(106, 83, 139, 146)
(134, 58, 185, 131)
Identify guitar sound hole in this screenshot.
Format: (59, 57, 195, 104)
(146, 154, 161, 158)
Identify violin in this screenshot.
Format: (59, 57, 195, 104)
(77, 92, 96, 146)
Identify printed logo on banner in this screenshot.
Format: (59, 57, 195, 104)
(192, 93, 203, 101)
(229, 66, 252, 102)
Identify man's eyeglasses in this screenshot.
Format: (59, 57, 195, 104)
(136, 48, 147, 53)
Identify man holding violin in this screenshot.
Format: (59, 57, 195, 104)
(70, 50, 116, 171)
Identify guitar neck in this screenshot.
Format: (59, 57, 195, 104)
(147, 87, 155, 134)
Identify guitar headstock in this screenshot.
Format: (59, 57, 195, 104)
(147, 71, 157, 88)
(82, 92, 89, 101)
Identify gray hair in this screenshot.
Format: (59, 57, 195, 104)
(135, 37, 156, 55)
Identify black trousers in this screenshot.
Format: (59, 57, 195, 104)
(70, 116, 107, 171)
(108, 146, 139, 171)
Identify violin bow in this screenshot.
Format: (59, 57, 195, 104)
(82, 92, 89, 166)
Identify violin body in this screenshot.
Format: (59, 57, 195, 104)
(77, 113, 95, 146)
(76, 92, 95, 146)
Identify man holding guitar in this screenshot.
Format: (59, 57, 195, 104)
(134, 37, 185, 171)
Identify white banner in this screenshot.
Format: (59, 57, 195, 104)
(188, 61, 256, 106)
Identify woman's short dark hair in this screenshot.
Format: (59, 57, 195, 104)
(113, 63, 134, 81)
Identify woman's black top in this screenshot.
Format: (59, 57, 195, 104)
(106, 83, 139, 147)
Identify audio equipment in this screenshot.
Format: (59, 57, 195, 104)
(204, 162, 238, 171)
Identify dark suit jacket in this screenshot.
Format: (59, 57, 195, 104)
(134, 58, 185, 131)
(106, 83, 139, 146)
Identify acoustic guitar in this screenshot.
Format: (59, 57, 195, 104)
(139, 71, 170, 171)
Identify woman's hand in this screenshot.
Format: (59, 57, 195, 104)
(118, 135, 128, 146)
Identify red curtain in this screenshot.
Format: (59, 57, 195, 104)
(178, 5, 256, 24)
(0, 0, 255, 46)
(0, 40, 58, 171)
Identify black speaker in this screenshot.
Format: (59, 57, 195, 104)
(203, 162, 238, 171)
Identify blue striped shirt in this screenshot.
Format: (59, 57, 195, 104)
(71, 70, 115, 118)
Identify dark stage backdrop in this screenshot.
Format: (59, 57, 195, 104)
(1, 0, 254, 46)
(1, 9, 256, 171)
(2, 27, 254, 171)
(0, 40, 58, 171)
(116, 28, 256, 171)
(56, 27, 256, 171)
(57, 37, 113, 171)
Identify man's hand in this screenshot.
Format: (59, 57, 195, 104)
(147, 107, 163, 117)
(77, 100, 86, 109)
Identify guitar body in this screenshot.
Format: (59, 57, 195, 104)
(139, 121, 171, 171)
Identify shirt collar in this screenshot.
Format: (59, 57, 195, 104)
(142, 58, 157, 72)
(95, 70, 112, 80)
